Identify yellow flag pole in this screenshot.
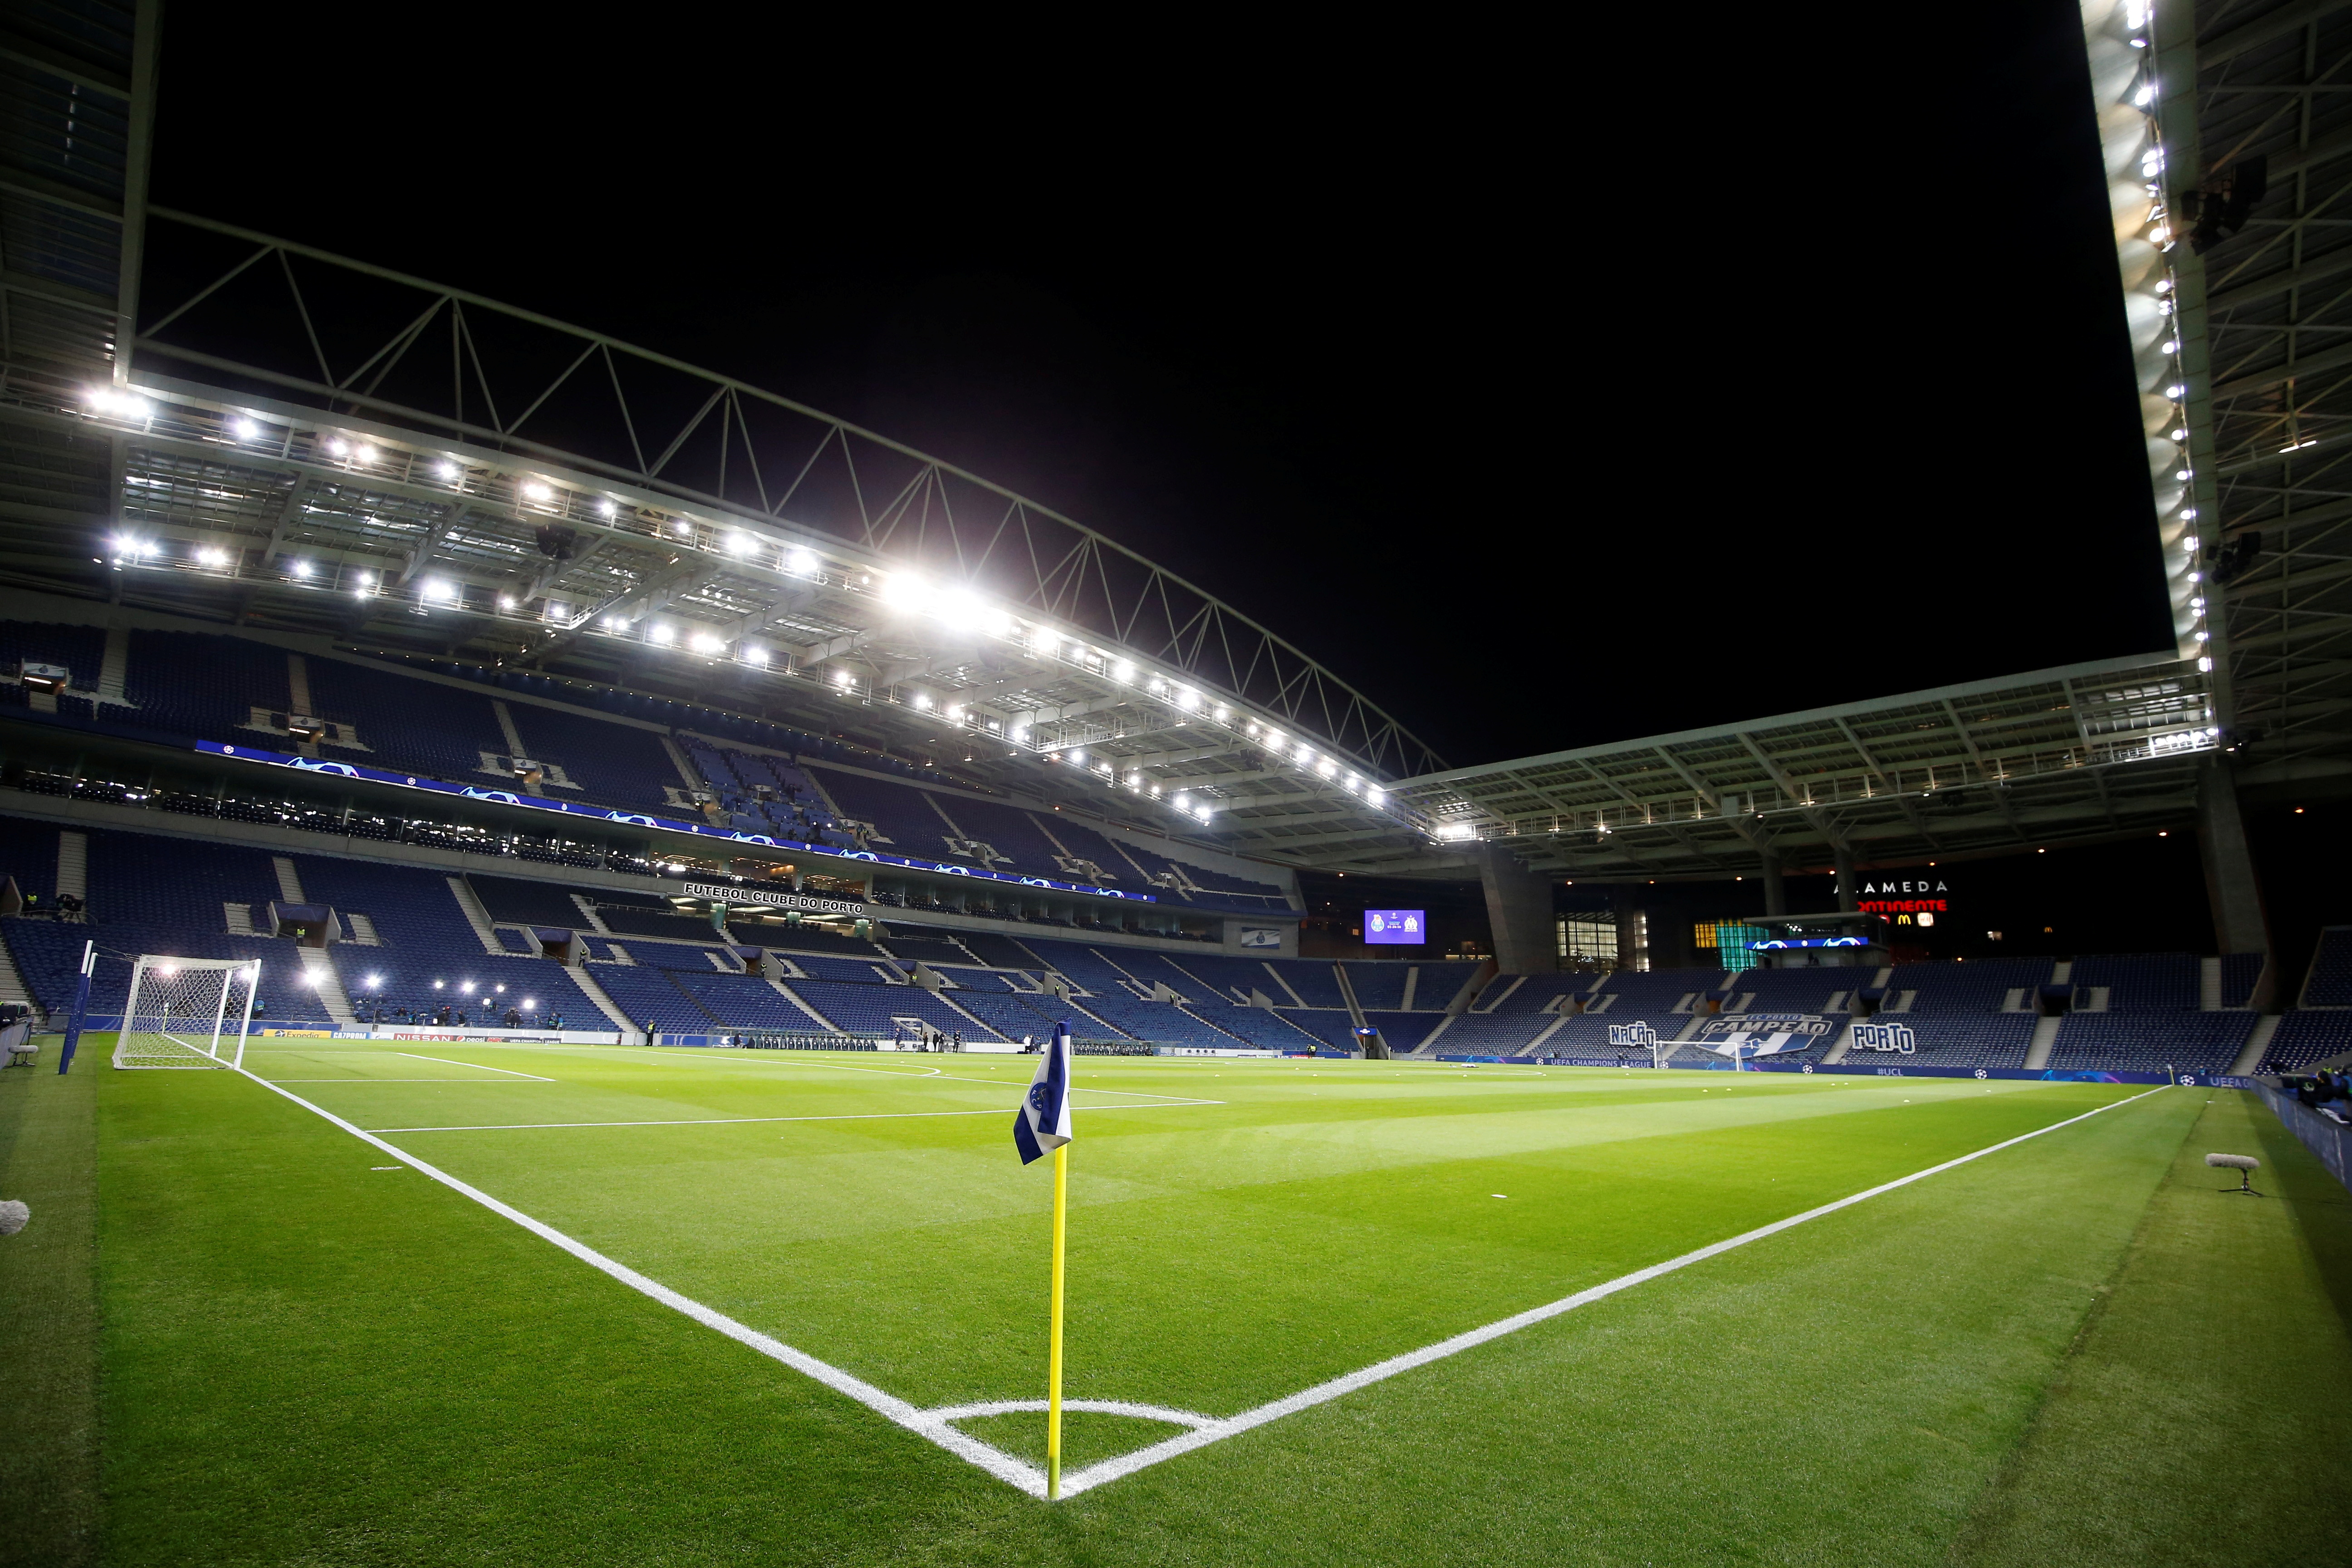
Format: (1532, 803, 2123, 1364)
(1047, 1140, 1068, 1499)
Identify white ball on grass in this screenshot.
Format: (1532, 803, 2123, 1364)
(0, 1200, 28, 1235)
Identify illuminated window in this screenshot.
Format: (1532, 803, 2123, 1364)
(1558, 916, 1620, 968)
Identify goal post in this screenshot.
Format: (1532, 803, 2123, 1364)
(114, 956, 261, 1070)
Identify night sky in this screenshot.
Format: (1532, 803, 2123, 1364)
(148, 0, 2168, 773)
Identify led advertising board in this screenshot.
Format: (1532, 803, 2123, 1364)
(1364, 909, 1426, 945)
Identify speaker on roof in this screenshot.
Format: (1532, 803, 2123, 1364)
(2186, 154, 2266, 251)
(534, 525, 580, 561)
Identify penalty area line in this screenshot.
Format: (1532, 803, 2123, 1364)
(394, 1053, 556, 1080)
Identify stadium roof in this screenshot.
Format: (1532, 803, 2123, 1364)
(0, 4, 2260, 888)
(2092, 0, 2352, 800)
(0, 1, 1444, 862)
(1292, 653, 2222, 880)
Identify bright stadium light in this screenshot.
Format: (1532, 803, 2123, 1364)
(365, 973, 382, 988)
(232, 416, 261, 439)
(424, 578, 455, 601)
(744, 645, 770, 667)
(649, 623, 675, 645)
(598, 498, 617, 517)
(1068, 748, 1087, 765)
(1367, 786, 1387, 806)
(691, 632, 724, 655)
(522, 480, 553, 501)
(673, 520, 692, 537)
(1173, 793, 1191, 810)
(438, 459, 461, 480)
(786, 548, 818, 574)
(290, 559, 312, 578)
(523, 997, 536, 1009)
(353, 444, 378, 465)
(911, 692, 933, 710)
(727, 532, 756, 557)
(324, 437, 349, 456)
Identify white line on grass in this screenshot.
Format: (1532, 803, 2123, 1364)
(366, 1098, 1221, 1133)
(1046, 1083, 2174, 1499)
(525, 1047, 1218, 1102)
(223, 1065, 2167, 1501)
(225, 1065, 1042, 1494)
(395, 1054, 555, 1080)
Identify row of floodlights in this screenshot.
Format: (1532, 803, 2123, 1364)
(92, 388, 1406, 824)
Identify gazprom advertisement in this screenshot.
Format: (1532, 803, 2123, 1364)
(1364, 909, 1425, 945)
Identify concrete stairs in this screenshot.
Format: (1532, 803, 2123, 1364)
(2024, 1015, 2063, 1070)
(297, 948, 358, 1025)
(2231, 1015, 2282, 1077)
(445, 877, 508, 955)
(568, 965, 640, 1036)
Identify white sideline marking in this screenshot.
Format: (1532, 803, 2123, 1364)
(1045, 1084, 2173, 1499)
(225, 1065, 2167, 1501)
(533, 1048, 1218, 1102)
(268, 1079, 543, 1084)
(395, 1053, 555, 1080)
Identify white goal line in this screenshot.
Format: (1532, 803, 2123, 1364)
(224, 1063, 2168, 1501)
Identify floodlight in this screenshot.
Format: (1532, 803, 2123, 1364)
(461, 981, 475, 994)
(325, 437, 349, 456)
(499, 596, 516, 610)
(1366, 787, 1387, 806)
(604, 616, 624, 630)
(424, 578, 454, 601)
(691, 632, 723, 654)
(728, 532, 755, 556)
(911, 692, 932, 710)
(365, 973, 382, 988)
(787, 548, 818, 573)
(744, 646, 770, 667)
(290, 559, 312, 578)
(1193, 804, 1211, 821)
(2166, 383, 2185, 398)
(523, 998, 536, 1009)
(433, 980, 445, 989)
(598, 498, 617, 517)
(438, 459, 461, 480)
(354, 445, 377, 464)
(673, 520, 692, 536)
(649, 624, 675, 645)
(1114, 660, 1135, 681)
(523, 480, 553, 501)
(1173, 793, 1191, 810)
(1069, 748, 1087, 765)
(232, 416, 261, 439)
(2198, 655, 2214, 672)
(495, 984, 506, 993)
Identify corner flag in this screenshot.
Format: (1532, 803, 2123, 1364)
(1012, 1021, 1073, 1165)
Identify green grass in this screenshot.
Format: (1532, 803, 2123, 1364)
(5, 1043, 2348, 1564)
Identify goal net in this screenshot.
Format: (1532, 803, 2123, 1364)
(113, 956, 260, 1069)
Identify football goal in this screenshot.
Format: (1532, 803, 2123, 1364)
(113, 956, 261, 1069)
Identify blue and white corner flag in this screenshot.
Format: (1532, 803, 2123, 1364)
(1013, 1022, 1074, 1165)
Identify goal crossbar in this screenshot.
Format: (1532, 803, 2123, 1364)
(114, 956, 261, 1070)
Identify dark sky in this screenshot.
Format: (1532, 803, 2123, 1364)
(147, 1, 2167, 772)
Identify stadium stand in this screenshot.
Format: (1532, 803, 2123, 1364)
(2220, 952, 2265, 1008)
(1359, 1009, 1436, 1050)
(0, 622, 106, 719)
(2070, 953, 2200, 1012)
(1728, 969, 1852, 1015)
(300, 657, 507, 785)
(1892, 959, 2049, 1014)
(499, 703, 684, 813)
(2258, 1010, 2352, 1073)
(2044, 1012, 2253, 1073)
(1860, 1014, 2038, 1070)
(291, 852, 608, 1025)
(122, 630, 287, 741)
(804, 766, 961, 857)
(2303, 929, 2352, 1006)
(468, 873, 591, 928)
(1261, 957, 1347, 1009)
(1343, 962, 1408, 1010)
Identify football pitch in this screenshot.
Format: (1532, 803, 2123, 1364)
(5, 1044, 2350, 1566)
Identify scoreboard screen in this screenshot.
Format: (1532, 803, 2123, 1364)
(1364, 910, 1426, 945)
